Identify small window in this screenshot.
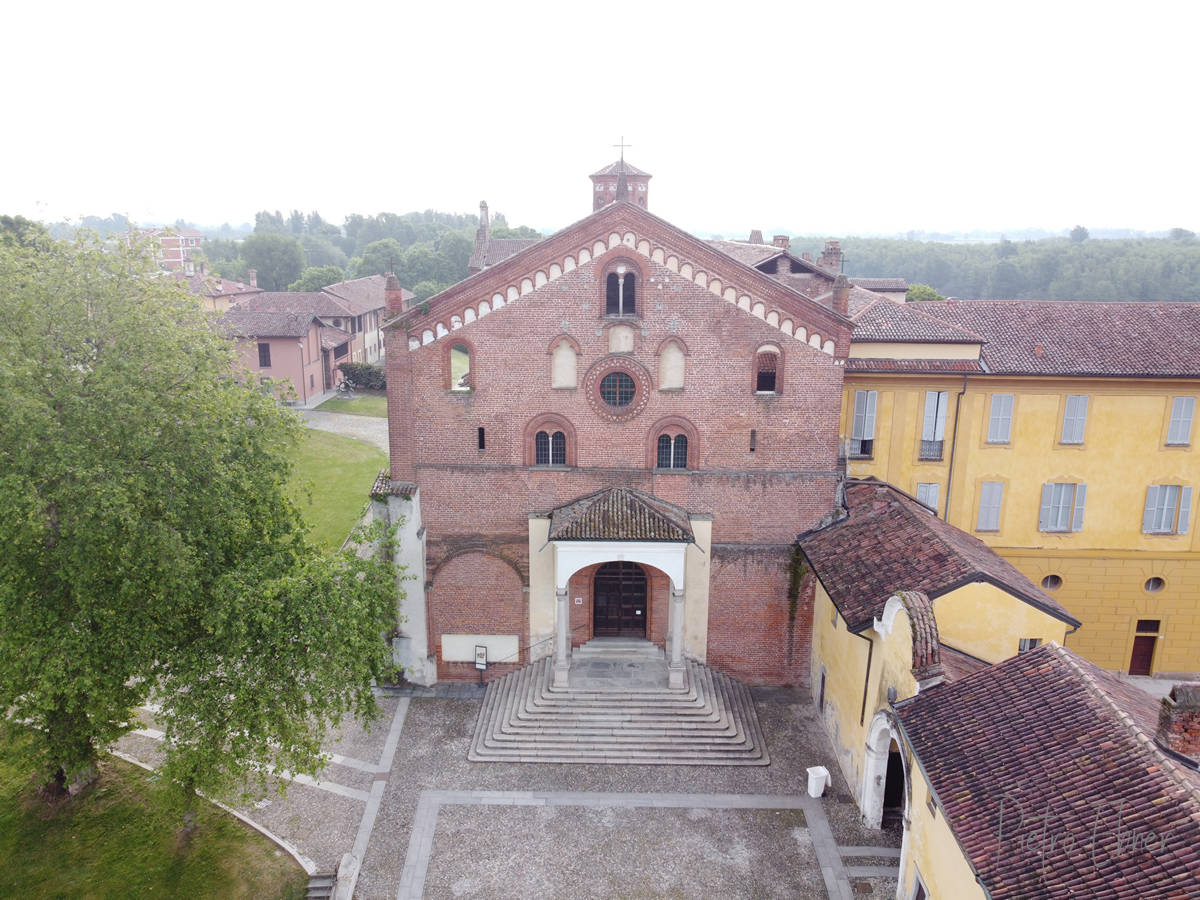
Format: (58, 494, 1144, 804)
(1136, 618, 1161, 633)
(1041, 574, 1063, 590)
(334, 342, 349, 359)
(535, 430, 566, 466)
(916, 483, 940, 514)
(477, 427, 485, 451)
(1018, 638, 1041, 653)
(1143, 485, 1192, 535)
(1144, 577, 1166, 593)
(977, 481, 1004, 531)
(600, 371, 635, 407)
(257, 342, 271, 367)
(851, 390, 877, 457)
(987, 394, 1014, 443)
(920, 391, 948, 460)
(755, 351, 778, 393)
(1061, 394, 1089, 444)
(656, 434, 688, 469)
(604, 266, 636, 316)
(1039, 483, 1087, 532)
(450, 344, 471, 391)
(1167, 397, 1195, 445)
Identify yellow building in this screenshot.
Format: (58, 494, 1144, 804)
(841, 295, 1200, 678)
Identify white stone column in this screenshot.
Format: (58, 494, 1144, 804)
(552, 587, 571, 688)
(667, 587, 686, 690)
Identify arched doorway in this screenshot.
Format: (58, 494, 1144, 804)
(882, 740, 905, 827)
(862, 711, 907, 830)
(593, 562, 647, 637)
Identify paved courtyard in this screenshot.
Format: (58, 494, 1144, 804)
(115, 686, 901, 898)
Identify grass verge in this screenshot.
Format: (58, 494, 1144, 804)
(314, 390, 388, 417)
(0, 734, 307, 899)
(290, 429, 388, 552)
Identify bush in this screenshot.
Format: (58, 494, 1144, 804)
(338, 361, 386, 390)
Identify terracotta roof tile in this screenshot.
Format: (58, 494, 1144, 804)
(845, 358, 985, 374)
(799, 479, 1079, 630)
(938, 643, 990, 682)
(911, 300, 1200, 377)
(548, 488, 693, 542)
(851, 277, 908, 292)
(590, 159, 651, 177)
(851, 297, 985, 343)
(706, 240, 783, 267)
(321, 274, 394, 315)
(897, 643, 1200, 898)
(219, 307, 317, 338)
(237, 291, 354, 318)
(468, 237, 543, 270)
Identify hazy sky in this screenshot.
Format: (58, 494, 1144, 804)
(6, 1, 1198, 237)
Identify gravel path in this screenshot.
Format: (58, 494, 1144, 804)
(298, 410, 389, 454)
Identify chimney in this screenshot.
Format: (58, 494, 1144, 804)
(749, 229, 764, 244)
(248, 268, 257, 288)
(477, 201, 490, 245)
(802, 251, 814, 262)
(184, 259, 194, 277)
(818, 239, 844, 272)
(832, 273, 851, 317)
(1158, 682, 1200, 760)
(772, 234, 790, 249)
(385, 271, 406, 315)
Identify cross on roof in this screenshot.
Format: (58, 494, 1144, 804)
(613, 136, 632, 161)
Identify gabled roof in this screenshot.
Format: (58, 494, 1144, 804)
(170, 270, 261, 298)
(851, 296, 985, 344)
(319, 326, 352, 350)
(220, 307, 318, 339)
(896, 643, 1200, 898)
(850, 277, 908, 292)
(548, 488, 693, 543)
(591, 159, 651, 177)
(321, 274, 395, 315)
(798, 479, 1079, 630)
(238, 290, 353, 319)
(468, 237, 543, 271)
(898, 300, 1200, 378)
(706, 240, 782, 268)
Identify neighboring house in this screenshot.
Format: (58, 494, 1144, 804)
(141, 226, 205, 271)
(468, 201, 542, 274)
(220, 307, 337, 405)
(171, 264, 261, 313)
(842, 295, 1200, 678)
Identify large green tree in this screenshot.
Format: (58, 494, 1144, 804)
(239, 233, 304, 290)
(289, 265, 346, 292)
(0, 234, 397, 810)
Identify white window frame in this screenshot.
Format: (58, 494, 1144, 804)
(1018, 637, 1041, 653)
(916, 482, 940, 514)
(1142, 484, 1192, 535)
(1060, 394, 1089, 444)
(920, 391, 948, 460)
(1167, 396, 1195, 446)
(987, 393, 1014, 444)
(1039, 482, 1087, 532)
(851, 390, 877, 457)
(977, 481, 1004, 531)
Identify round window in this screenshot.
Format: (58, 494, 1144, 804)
(1041, 574, 1063, 590)
(600, 372, 635, 407)
(1144, 576, 1166, 593)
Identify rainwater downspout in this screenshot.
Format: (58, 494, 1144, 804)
(943, 375, 969, 522)
(851, 628, 874, 726)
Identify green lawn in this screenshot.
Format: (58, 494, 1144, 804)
(0, 735, 307, 900)
(314, 390, 388, 417)
(290, 429, 387, 552)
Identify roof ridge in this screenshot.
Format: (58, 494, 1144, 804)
(892, 301, 986, 343)
(1053, 644, 1200, 803)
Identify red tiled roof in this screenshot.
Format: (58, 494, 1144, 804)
(851, 277, 908, 291)
(238, 291, 353, 319)
(220, 307, 317, 339)
(851, 297, 984, 343)
(591, 159, 651, 177)
(938, 643, 990, 682)
(896, 643, 1200, 898)
(320, 326, 352, 351)
(706, 240, 782, 267)
(170, 271, 261, 298)
(799, 480, 1079, 630)
(468, 237, 543, 271)
(913, 300, 1200, 377)
(845, 358, 985, 374)
(321, 274, 395, 315)
(548, 488, 693, 543)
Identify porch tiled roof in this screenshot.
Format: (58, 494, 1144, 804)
(548, 488, 693, 543)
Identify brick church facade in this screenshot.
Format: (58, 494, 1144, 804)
(378, 161, 856, 686)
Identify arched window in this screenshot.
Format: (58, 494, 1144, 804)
(605, 266, 636, 316)
(450, 343, 471, 391)
(535, 430, 566, 466)
(656, 433, 688, 469)
(755, 346, 781, 394)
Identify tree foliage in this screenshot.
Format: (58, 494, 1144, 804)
(239, 233, 304, 290)
(0, 234, 398, 805)
(1070, 225, 1090, 243)
(288, 265, 346, 292)
(905, 283, 946, 303)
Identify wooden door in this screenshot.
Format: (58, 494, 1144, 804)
(1129, 635, 1156, 676)
(593, 562, 647, 637)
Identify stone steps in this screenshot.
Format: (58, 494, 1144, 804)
(468, 657, 769, 765)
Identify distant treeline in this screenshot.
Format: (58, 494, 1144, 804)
(202, 209, 540, 298)
(789, 230, 1200, 302)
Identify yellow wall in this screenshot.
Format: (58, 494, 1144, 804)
(849, 341, 980, 360)
(901, 763, 988, 900)
(810, 583, 872, 792)
(843, 373, 1200, 676)
(934, 581, 1069, 663)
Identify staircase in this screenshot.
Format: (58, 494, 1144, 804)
(469, 640, 769, 765)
